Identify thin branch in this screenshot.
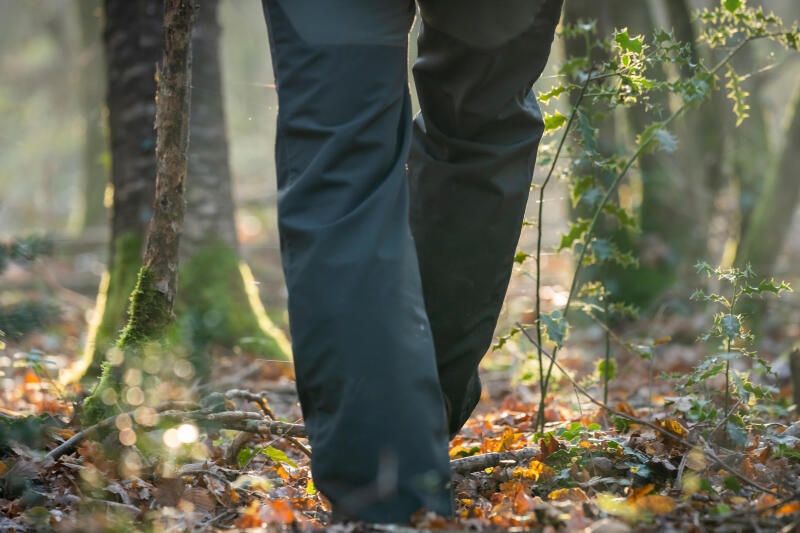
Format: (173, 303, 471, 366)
(535, 76, 592, 432)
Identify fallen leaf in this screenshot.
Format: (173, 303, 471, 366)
(635, 494, 675, 515)
(548, 487, 589, 501)
(775, 501, 800, 516)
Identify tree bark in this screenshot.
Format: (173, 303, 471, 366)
(83, 0, 195, 423)
(181, 0, 237, 257)
(79, 0, 289, 381)
(80, 0, 163, 379)
(177, 0, 290, 362)
(117, 0, 195, 347)
(76, 0, 109, 230)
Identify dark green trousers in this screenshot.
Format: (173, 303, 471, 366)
(261, 0, 562, 522)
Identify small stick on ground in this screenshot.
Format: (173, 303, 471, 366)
(450, 447, 539, 475)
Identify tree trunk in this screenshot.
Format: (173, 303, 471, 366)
(177, 0, 290, 363)
(76, 0, 109, 230)
(730, 45, 773, 253)
(119, 0, 195, 345)
(78, 0, 289, 382)
(80, 0, 163, 380)
(83, 0, 196, 424)
(735, 82, 800, 276)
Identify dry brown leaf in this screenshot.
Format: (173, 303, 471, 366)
(635, 494, 675, 515)
(548, 487, 589, 501)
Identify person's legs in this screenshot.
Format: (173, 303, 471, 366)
(409, 0, 564, 437)
(261, 0, 451, 522)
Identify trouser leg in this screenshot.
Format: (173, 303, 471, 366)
(409, 0, 564, 437)
(261, 0, 451, 523)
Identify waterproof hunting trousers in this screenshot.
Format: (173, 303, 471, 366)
(261, 0, 562, 523)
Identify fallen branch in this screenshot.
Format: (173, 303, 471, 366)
(46, 401, 201, 461)
(46, 406, 305, 461)
(450, 447, 539, 475)
(516, 323, 779, 497)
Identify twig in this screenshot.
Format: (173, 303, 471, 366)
(225, 389, 276, 419)
(674, 450, 690, 489)
(517, 323, 779, 496)
(284, 435, 312, 458)
(224, 431, 255, 466)
(85, 498, 141, 515)
(450, 447, 539, 475)
(709, 397, 744, 442)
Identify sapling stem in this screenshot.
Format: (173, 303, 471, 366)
(603, 298, 610, 406)
(535, 77, 591, 433)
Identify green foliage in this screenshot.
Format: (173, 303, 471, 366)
(0, 236, 52, 273)
(515, 0, 800, 432)
(0, 301, 60, 341)
(0, 236, 58, 341)
(675, 262, 790, 446)
(82, 362, 119, 425)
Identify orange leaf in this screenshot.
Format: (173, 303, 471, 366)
(264, 500, 296, 525)
(629, 483, 655, 502)
(655, 418, 688, 439)
(775, 501, 800, 516)
(538, 435, 563, 459)
(616, 402, 638, 417)
(51, 428, 76, 440)
(513, 485, 536, 514)
(234, 501, 262, 528)
(548, 487, 589, 501)
(635, 494, 675, 515)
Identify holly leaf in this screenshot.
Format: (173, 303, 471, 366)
(720, 314, 741, 339)
(615, 28, 644, 54)
(559, 219, 590, 252)
(541, 311, 567, 348)
(544, 111, 568, 132)
(723, 0, 742, 14)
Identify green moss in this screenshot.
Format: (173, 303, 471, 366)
(86, 233, 143, 378)
(83, 267, 172, 423)
(175, 241, 288, 360)
(81, 362, 118, 425)
(118, 266, 171, 348)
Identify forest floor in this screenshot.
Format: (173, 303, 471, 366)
(2, 255, 800, 532)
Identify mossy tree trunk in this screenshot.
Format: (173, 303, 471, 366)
(125, 0, 195, 342)
(80, 0, 289, 385)
(177, 0, 290, 366)
(81, 0, 163, 380)
(83, 0, 195, 424)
